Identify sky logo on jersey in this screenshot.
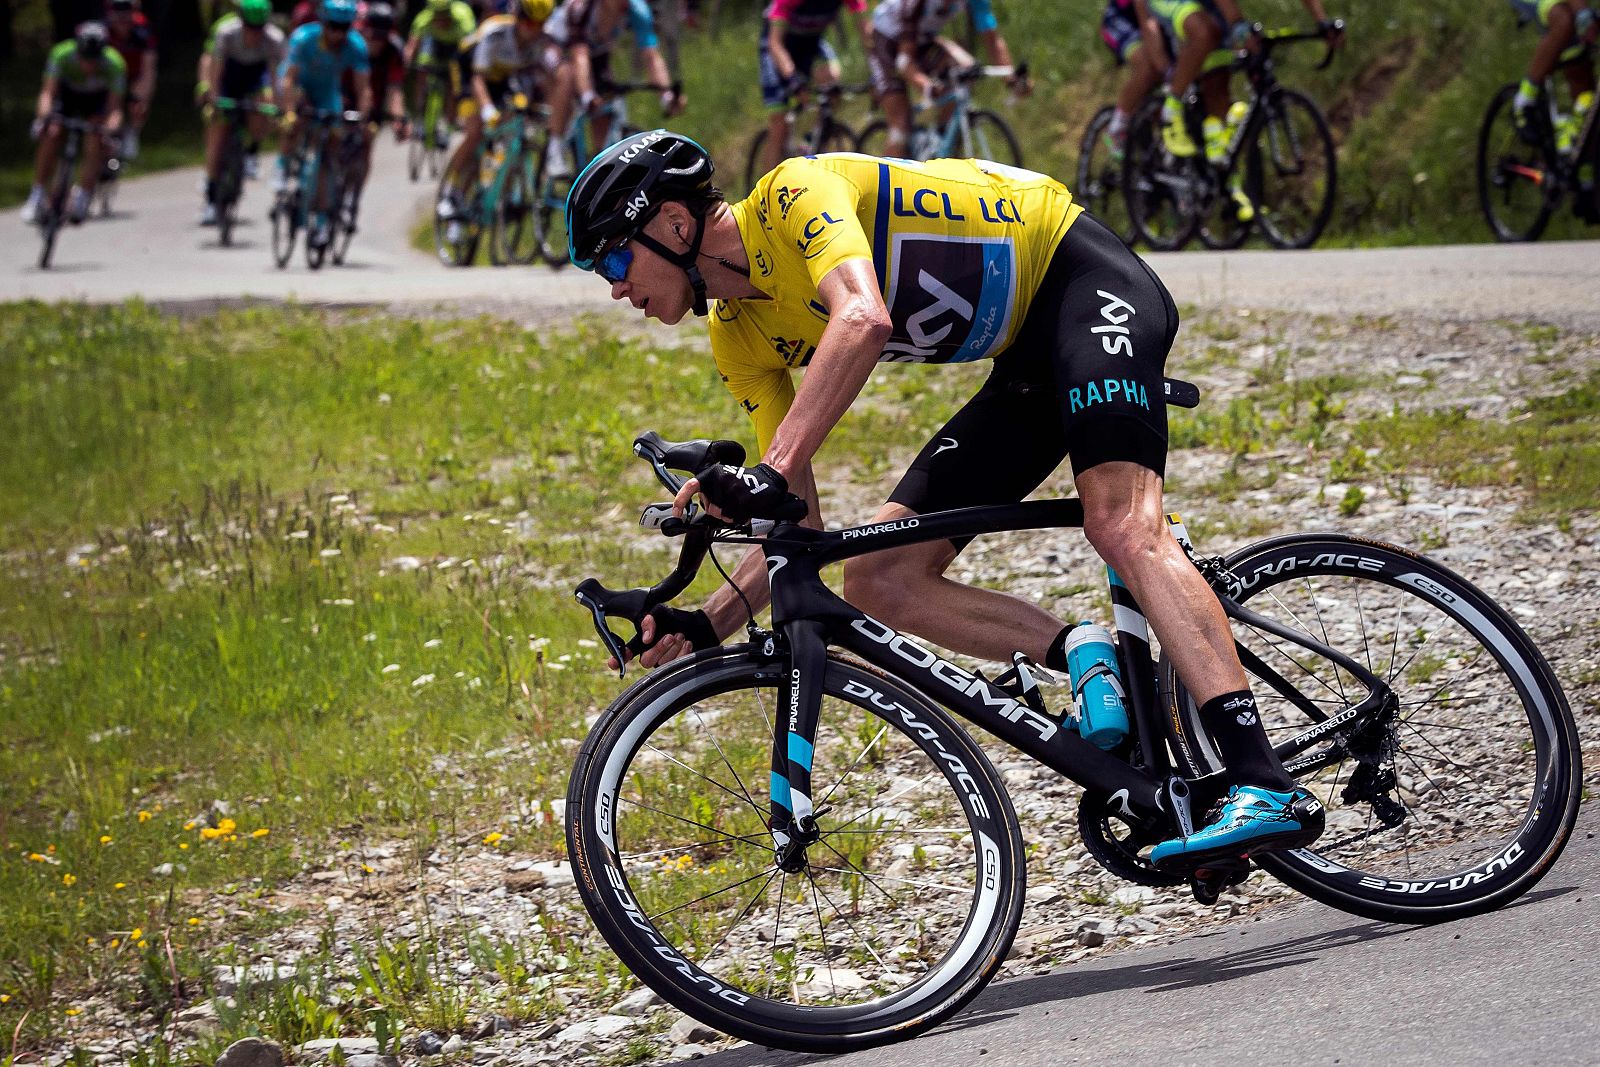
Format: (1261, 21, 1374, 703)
(880, 233, 1017, 363)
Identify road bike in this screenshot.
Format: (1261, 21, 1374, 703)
(564, 398, 1580, 1053)
(210, 97, 280, 247)
(1124, 23, 1341, 251)
(434, 86, 546, 267)
(855, 64, 1024, 165)
(407, 61, 455, 183)
(31, 116, 105, 270)
(95, 127, 128, 218)
(533, 81, 669, 268)
(269, 109, 362, 270)
(744, 81, 869, 191)
(1477, 50, 1600, 241)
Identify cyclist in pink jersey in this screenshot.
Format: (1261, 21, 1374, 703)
(758, 0, 871, 172)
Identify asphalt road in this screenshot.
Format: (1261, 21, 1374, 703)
(696, 806, 1600, 1067)
(6, 143, 1600, 333)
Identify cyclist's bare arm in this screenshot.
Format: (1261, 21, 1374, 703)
(571, 41, 595, 103)
(768, 18, 796, 81)
(640, 45, 675, 94)
(106, 91, 125, 131)
(352, 70, 373, 115)
(472, 70, 494, 111)
(35, 74, 58, 122)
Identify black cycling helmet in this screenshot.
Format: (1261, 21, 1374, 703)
(364, 0, 395, 27)
(75, 20, 110, 56)
(565, 129, 719, 313)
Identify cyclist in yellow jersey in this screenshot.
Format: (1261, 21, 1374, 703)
(404, 0, 478, 130)
(561, 130, 1327, 867)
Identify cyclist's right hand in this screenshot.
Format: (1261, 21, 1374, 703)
(481, 103, 500, 125)
(606, 605, 719, 671)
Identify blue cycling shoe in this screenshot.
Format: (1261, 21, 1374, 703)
(1149, 784, 1325, 869)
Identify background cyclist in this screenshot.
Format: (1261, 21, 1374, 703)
(340, 1, 409, 232)
(562, 132, 1327, 866)
(22, 22, 126, 226)
(543, 0, 682, 179)
(756, 0, 871, 174)
(196, 0, 285, 225)
(435, 0, 553, 232)
(866, 0, 1029, 157)
(404, 0, 480, 144)
(104, 0, 158, 161)
(1510, 0, 1598, 146)
(277, 0, 372, 245)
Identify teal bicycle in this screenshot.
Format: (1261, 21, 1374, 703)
(434, 86, 545, 267)
(854, 63, 1024, 165)
(270, 109, 363, 270)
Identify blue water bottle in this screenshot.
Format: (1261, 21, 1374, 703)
(1064, 621, 1129, 750)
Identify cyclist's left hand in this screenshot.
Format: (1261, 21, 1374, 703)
(662, 89, 686, 117)
(394, 116, 411, 142)
(1007, 72, 1033, 98)
(676, 462, 808, 524)
(1319, 19, 1346, 50)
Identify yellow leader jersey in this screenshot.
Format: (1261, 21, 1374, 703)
(711, 153, 1082, 455)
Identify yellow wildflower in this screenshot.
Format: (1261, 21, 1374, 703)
(251, 828, 269, 838)
(136, 941, 147, 950)
(362, 864, 374, 874)
(179, 843, 189, 850)
(100, 836, 113, 845)
(114, 883, 126, 890)
(62, 873, 76, 886)
(138, 811, 152, 823)
(85, 937, 96, 945)
(183, 821, 196, 831)
(0, 994, 9, 1003)
(64, 1008, 79, 1017)
(482, 832, 505, 846)
(109, 939, 120, 949)
(26, 852, 46, 863)
(129, 927, 142, 941)
(46, 844, 55, 853)
(186, 917, 201, 927)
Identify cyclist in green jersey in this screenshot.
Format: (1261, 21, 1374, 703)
(1510, 0, 1598, 145)
(404, 0, 478, 129)
(23, 23, 126, 225)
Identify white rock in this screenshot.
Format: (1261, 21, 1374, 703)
(297, 1037, 380, 1059)
(215, 1038, 285, 1067)
(671, 1045, 712, 1060)
(557, 1015, 634, 1042)
(669, 1017, 722, 1045)
(610, 987, 664, 1016)
(213, 963, 291, 996)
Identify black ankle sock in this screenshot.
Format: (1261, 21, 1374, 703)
(1199, 691, 1296, 791)
(1045, 625, 1072, 673)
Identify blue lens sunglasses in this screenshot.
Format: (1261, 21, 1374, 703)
(596, 244, 633, 284)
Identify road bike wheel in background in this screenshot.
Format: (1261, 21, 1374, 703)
(961, 110, 1023, 167)
(331, 186, 357, 267)
(1252, 87, 1336, 249)
(433, 169, 481, 267)
(408, 112, 426, 182)
(567, 647, 1026, 1053)
(270, 190, 298, 268)
(1162, 534, 1581, 925)
(305, 211, 329, 270)
(852, 118, 904, 158)
(490, 152, 540, 266)
(1075, 105, 1136, 245)
(745, 128, 774, 192)
(1476, 83, 1557, 242)
(1123, 101, 1197, 251)
(216, 138, 245, 247)
(534, 139, 571, 268)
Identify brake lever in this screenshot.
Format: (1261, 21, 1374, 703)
(574, 585, 633, 677)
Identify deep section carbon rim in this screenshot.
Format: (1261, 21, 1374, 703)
(569, 649, 1024, 1052)
(1166, 535, 1579, 921)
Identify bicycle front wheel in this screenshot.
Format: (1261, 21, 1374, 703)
(1123, 100, 1197, 252)
(567, 647, 1026, 1053)
(1253, 87, 1337, 249)
(269, 191, 298, 269)
(960, 110, 1022, 167)
(1076, 105, 1136, 245)
(1163, 534, 1581, 924)
(490, 151, 540, 266)
(1477, 83, 1557, 242)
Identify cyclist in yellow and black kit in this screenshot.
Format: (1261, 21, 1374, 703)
(560, 132, 1329, 868)
(1510, 0, 1597, 146)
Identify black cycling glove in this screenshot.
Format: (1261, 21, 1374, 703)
(629, 605, 719, 656)
(694, 462, 809, 523)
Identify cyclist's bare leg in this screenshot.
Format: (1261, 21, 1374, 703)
(842, 503, 1067, 665)
(1197, 67, 1230, 120)
(80, 132, 106, 193)
(445, 111, 483, 187)
(880, 89, 913, 153)
(1116, 46, 1161, 117)
(591, 110, 614, 149)
(1168, 12, 1221, 97)
(204, 116, 228, 180)
(1074, 461, 1242, 706)
(1529, 1, 1577, 85)
(34, 125, 64, 186)
(548, 60, 576, 146)
(764, 107, 792, 173)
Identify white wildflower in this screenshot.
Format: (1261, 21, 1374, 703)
(381, 664, 401, 674)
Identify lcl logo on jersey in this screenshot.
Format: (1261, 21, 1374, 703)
(1093, 289, 1137, 357)
(797, 212, 844, 259)
(753, 248, 773, 277)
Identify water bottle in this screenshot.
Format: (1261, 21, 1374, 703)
(1064, 621, 1129, 750)
(1226, 100, 1250, 151)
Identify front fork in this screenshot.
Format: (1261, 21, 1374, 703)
(768, 619, 827, 870)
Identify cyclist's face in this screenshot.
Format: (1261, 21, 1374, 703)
(609, 214, 691, 324)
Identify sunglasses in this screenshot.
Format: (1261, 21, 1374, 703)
(596, 244, 633, 284)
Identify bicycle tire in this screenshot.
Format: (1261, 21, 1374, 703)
(961, 110, 1023, 167)
(270, 191, 297, 268)
(1075, 105, 1136, 246)
(812, 119, 857, 155)
(567, 646, 1026, 1053)
(306, 215, 328, 270)
(217, 139, 244, 248)
(745, 128, 772, 192)
(854, 118, 918, 159)
(535, 138, 570, 268)
(433, 168, 481, 267)
(38, 153, 74, 270)
(1162, 533, 1581, 925)
(1123, 99, 1197, 252)
(1253, 87, 1337, 250)
(489, 149, 534, 267)
(1476, 83, 1557, 243)
(1198, 139, 1259, 251)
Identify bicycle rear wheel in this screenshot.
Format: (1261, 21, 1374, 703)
(1198, 142, 1259, 250)
(434, 168, 481, 267)
(1075, 105, 1136, 245)
(535, 139, 570, 268)
(490, 150, 540, 266)
(270, 190, 298, 268)
(960, 110, 1023, 167)
(1477, 83, 1558, 242)
(1123, 100, 1197, 251)
(567, 647, 1025, 1054)
(745, 128, 774, 192)
(1253, 87, 1337, 249)
(1163, 534, 1581, 924)
(217, 138, 244, 247)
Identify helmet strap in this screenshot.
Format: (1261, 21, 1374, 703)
(635, 214, 714, 318)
